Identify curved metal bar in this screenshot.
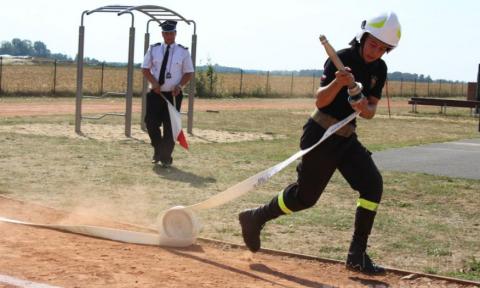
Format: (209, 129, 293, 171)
(86, 5, 132, 15)
(119, 5, 190, 24)
(80, 10, 89, 26)
(187, 20, 197, 34)
(124, 11, 134, 27)
(146, 19, 157, 33)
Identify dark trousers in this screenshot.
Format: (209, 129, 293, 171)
(281, 119, 383, 213)
(144, 91, 183, 163)
(259, 119, 383, 246)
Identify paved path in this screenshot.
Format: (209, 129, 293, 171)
(373, 138, 480, 180)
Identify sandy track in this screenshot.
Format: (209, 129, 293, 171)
(0, 98, 409, 117)
(0, 196, 476, 288)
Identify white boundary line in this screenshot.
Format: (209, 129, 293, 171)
(451, 141, 480, 147)
(0, 274, 62, 288)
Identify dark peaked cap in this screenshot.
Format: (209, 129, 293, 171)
(160, 20, 177, 32)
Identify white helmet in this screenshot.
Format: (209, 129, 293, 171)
(356, 12, 401, 48)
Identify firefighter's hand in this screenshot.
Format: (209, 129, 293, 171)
(350, 96, 369, 113)
(335, 67, 354, 87)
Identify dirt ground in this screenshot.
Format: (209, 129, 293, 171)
(1, 98, 478, 287)
(1, 196, 477, 288)
(0, 97, 409, 117)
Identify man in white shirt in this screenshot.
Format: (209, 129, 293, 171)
(142, 20, 194, 167)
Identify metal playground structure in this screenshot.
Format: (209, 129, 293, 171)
(74, 5, 197, 137)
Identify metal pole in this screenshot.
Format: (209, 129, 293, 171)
(413, 78, 417, 97)
(290, 72, 294, 97)
(52, 60, 57, 95)
(0, 56, 3, 95)
(265, 71, 269, 96)
(476, 63, 480, 115)
(386, 79, 391, 118)
(239, 69, 243, 96)
(187, 32, 197, 134)
(125, 26, 135, 137)
(400, 78, 403, 97)
(427, 79, 430, 97)
(100, 61, 105, 96)
(141, 31, 150, 131)
(75, 25, 85, 134)
(312, 72, 315, 95)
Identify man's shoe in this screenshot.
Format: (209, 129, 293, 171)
(238, 209, 264, 252)
(152, 149, 160, 164)
(346, 252, 386, 275)
(161, 158, 172, 168)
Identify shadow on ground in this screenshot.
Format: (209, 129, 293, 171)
(153, 165, 216, 187)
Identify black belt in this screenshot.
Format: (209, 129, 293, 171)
(310, 109, 355, 138)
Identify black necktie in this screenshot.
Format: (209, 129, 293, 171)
(158, 45, 170, 86)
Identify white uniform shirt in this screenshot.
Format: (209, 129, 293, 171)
(142, 43, 194, 92)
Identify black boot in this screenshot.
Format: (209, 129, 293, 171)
(346, 207, 385, 275)
(346, 251, 385, 274)
(239, 198, 284, 252)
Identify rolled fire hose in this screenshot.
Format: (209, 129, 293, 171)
(0, 112, 358, 247)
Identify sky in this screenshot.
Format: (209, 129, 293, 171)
(1, 0, 479, 82)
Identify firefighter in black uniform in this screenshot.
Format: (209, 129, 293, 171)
(142, 20, 194, 167)
(239, 12, 401, 275)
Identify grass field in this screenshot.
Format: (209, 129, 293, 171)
(0, 62, 469, 98)
(0, 97, 479, 281)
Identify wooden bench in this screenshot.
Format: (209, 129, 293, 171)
(408, 97, 480, 115)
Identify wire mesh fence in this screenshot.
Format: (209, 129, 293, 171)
(0, 57, 469, 98)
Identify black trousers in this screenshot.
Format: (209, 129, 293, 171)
(279, 118, 383, 213)
(144, 91, 183, 163)
(257, 119, 383, 253)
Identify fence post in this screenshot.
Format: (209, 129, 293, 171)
(427, 79, 430, 97)
(312, 72, 316, 94)
(239, 69, 243, 96)
(265, 71, 270, 96)
(0, 56, 2, 95)
(439, 80, 442, 96)
(100, 61, 105, 96)
(52, 59, 57, 95)
(400, 78, 403, 97)
(290, 72, 294, 97)
(414, 78, 417, 97)
(476, 63, 480, 115)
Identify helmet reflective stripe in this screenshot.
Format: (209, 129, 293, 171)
(277, 190, 293, 214)
(357, 198, 379, 212)
(356, 11, 401, 48)
(369, 17, 387, 29)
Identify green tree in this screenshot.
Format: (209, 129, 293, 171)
(33, 41, 50, 57)
(195, 58, 219, 98)
(0, 41, 14, 55)
(11, 38, 33, 56)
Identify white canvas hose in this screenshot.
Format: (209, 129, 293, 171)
(0, 112, 358, 247)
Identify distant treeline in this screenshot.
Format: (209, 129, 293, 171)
(0, 38, 461, 83)
(197, 64, 453, 83)
(0, 38, 72, 61)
